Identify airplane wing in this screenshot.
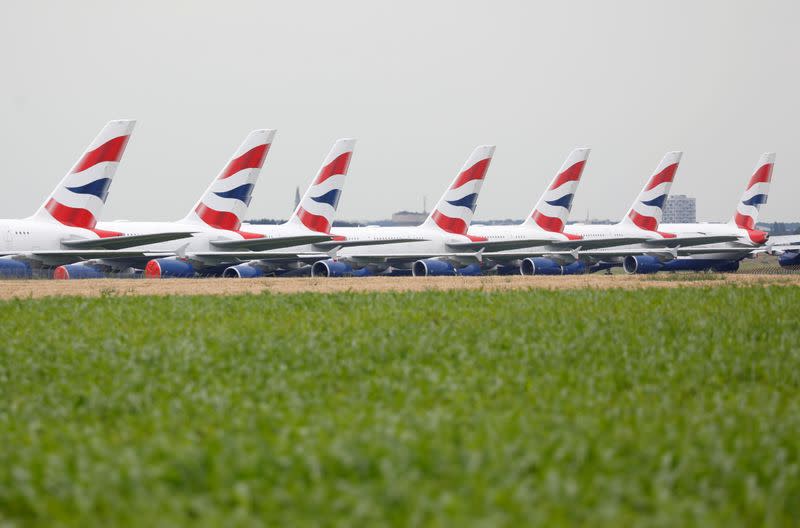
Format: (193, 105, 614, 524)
(209, 234, 333, 251)
(314, 237, 428, 249)
(557, 246, 756, 260)
(550, 237, 651, 249)
(754, 244, 800, 255)
(479, 238, 655, 261)
(643, 235, 740, 247)
(340, 252, 482, 266)
(60, 231, 196, 250)
(446, 237, 559, 252)
(1, 250, 174, 267)
(188, 251, 332, 265)
(766, 235, 800, 251)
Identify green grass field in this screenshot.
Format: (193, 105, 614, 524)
(1, 286, 799, 526)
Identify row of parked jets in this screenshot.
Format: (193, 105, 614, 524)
(1, 119, 798, 279)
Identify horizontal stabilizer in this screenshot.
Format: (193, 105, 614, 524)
(61, 231, 195, 250)
(210, 234, 333, 251)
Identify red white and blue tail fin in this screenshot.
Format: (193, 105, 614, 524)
(288, 138, 356, 233)
(32, 120, 136, 229)
(422, 145, 495, 235)
(732, 153, 775, 230)
(523, 148, 590, 232)
(184, 129, 276, 230)
(620, 151, 682, 230)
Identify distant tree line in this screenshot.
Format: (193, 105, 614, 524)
(758, 222, 800, 235)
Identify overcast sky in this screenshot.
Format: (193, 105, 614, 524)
(1, 0, 797, 223)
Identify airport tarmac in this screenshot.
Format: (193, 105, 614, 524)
(1, 273, 799, 299)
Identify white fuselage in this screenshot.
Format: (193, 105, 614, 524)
(564, 223, 657, 240)
(95, 220, 240, 253)
(468, 224, 567, 242)
(467, 223, 571, 260)
(562, 223, 666, 262)
(0, 218, 103, 252)
(330, 225, 468, 269)
(657, 222, 761, 261)
(660, 222, 756, 245)
(239, 222, 331, 256)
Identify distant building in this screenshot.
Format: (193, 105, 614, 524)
(391, 210, 428, 225)
(663, 195, 696, 223)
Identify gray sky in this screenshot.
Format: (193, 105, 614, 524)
(1, 0, 797, 223)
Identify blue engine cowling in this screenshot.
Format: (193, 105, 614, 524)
(588, 262, 619, 274)
(779, 251, 800, 268)
(457, 263, 482, 276)
(145, 258, 195, 278)
(711, 261, 740, 273)
(311, 259, 369, 278)
(223, 263, 264, 278)
(623, 255, 663, 274)
(495, 264, 521, 275)
(561, 261, 587, 275)
(520, 258, 562, 276)
(412, 259, 456, 277)
(648, 258, 741, 273)
(53, 263, 105, 279)
(0, 259, 32, 278)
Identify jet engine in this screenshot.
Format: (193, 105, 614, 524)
(144, 258, 195, 278)
(0, 259, 32, 279)
(622, 255, 663, 274)
(53, 263, 105, 279)
(411, 259, 456, 277)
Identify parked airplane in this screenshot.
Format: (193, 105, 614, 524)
(504, 151, 748, 275)
(466, 147, 635, 274)
(0, 120, 196, 278)
(310, 145, 507, 277)
(623, 153, 775, 273)
(465, 148, 592, 276)
(768, 235, 800, 269)
(53, 129, 283, 278)
(142, 138, 372, 278)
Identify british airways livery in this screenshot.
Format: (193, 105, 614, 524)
(0, 120, 192, 277)
(310, 145, 499, 277)
(53, 129, 278, 278)
(624, 153, 775, 273)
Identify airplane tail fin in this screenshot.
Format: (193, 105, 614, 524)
(422, 145, 495, 235)
(287, 138, 356, 233)
(183, 129, 276, 230)
(620, 151, 682, 230)
(523, 148, 590, 232)
(732, 153, 775, 229)
(32, 119, 136, 229)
